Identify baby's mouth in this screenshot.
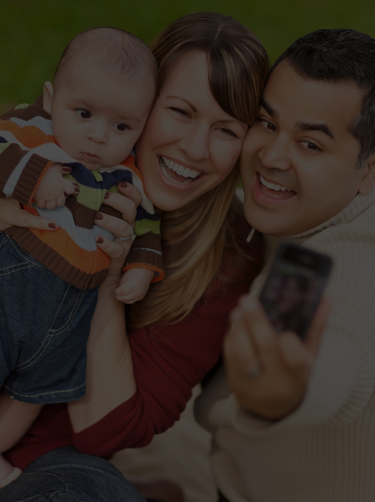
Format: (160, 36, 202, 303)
(159, 156, 202, 184)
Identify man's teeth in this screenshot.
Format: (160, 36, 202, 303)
(161, 156, 201, 179)
(260, 175, 291, 192)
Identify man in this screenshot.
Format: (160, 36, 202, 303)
(196, 29, 375, 501)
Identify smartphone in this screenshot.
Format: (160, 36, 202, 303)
(259, 242, 333, 340)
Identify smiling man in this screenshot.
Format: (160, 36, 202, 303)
(196, 29, 375, 502)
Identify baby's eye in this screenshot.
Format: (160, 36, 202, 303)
(77, 109, 91, 119)
(115, 123, 129, 131)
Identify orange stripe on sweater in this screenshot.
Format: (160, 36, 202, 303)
(22, 126, 55, 148)
(0, 121, 54, 148)
(23, 206, 110, 274)
(120, 154, 143, 181)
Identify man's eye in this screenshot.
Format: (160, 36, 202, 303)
(302, 141, 321, 152)
(116, 123, 129, 131)
(264, 120, 276, 132)
(77, 109, 91, 119)
(256, 117, 276, 132)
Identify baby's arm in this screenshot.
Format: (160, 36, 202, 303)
(0, 104, 76, 207)
(115, 267, 155, 304)
(0, 392, 41, 488)
(33, 163, 78, 210)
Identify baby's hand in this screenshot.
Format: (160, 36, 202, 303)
(34, 163, 78, 209)
(114, 267, 155, 304)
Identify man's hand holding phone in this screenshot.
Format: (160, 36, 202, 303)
(224, 243, 332, 421)
(224, 296, 330, 420)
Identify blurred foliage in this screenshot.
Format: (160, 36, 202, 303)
(1, 0, 375, 111)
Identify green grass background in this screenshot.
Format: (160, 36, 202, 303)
(2, 0, 375, 111)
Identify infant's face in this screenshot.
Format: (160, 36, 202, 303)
(44, 58, 155, 170)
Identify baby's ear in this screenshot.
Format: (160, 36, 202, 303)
(43, 81, 54, 114)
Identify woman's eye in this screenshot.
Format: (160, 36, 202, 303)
(115, 123, 129, 131)
(170, 107, 190, 118)
(77, 109, 91, 119)
(219, 127, 238, 138)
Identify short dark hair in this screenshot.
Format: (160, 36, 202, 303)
(272, 29, 375, 168)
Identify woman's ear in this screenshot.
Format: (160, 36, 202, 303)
(43, 81, 54, 115)
(359, 153, 375, 195)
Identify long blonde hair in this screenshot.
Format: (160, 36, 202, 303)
(128, 12, 269, 330)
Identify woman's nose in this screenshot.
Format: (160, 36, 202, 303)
(179, 125, 210, 162)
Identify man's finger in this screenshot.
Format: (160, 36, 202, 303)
(304, 297, 331, 355)
(224, 309, 257, 369)
(241, 298, 279, 371)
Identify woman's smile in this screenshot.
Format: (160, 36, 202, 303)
(136, 50, 247, 211)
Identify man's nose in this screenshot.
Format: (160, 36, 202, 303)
(259, 134, 291, 171)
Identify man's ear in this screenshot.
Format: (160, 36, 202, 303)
(359, 153, 375, 195)
(43, 81, 54, 115)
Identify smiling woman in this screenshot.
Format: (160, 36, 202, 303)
(129, 12, 270, 329)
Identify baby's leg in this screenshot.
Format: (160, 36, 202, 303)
(0, 391, 42, 488)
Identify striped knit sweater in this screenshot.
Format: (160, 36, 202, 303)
(0, 98, 164, 290)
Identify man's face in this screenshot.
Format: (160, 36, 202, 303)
(241, 61, 373, 237)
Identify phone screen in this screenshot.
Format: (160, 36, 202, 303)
(259, 242, 332, 339)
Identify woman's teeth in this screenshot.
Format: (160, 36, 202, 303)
(260, 174, 291, 192)
(160, 156, 201, 184)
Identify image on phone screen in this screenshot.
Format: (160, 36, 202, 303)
(259, 242, 332, 340)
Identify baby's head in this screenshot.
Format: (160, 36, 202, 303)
(43, 27, 157, 170)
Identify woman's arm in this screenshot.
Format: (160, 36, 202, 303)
(68, 183, 142, 431)
(68, 272, 136, 431)
(71, 276, 250, 457)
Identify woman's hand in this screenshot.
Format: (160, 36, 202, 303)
(223, 295, 330, 420)
(0, 197, 59, 232)
(93, 181, 142, 283)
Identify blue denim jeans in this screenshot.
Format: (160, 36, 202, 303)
(0, 447, 146, 501)
(0, 233, 98, 403)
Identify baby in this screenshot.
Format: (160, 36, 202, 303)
(0, 27, 164, 486)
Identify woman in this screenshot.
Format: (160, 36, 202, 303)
(0, 12, 269, 501)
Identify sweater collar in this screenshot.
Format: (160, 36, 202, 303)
(264, 189, 375, 250)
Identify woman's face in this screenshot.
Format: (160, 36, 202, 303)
(136, 50, 248, 211)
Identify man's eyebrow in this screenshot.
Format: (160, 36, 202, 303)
(259, 98, 276, 117)
(297, 122, 335, 140)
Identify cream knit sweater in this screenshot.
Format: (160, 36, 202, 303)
(196, 190, 375, 502)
